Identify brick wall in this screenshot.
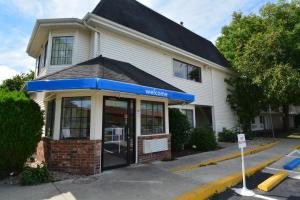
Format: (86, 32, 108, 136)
(36, 138, 101, 175)
(138, 134, 171, 163)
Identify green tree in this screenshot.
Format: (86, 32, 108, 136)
(225, 76, 266, 132)
(0, 71, 34, 91)
(169, 108, 191, 150)
(0, 89, 43, 178)
(216, 0, 300, 130)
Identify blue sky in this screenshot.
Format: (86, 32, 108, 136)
(0, 0, 276, 82)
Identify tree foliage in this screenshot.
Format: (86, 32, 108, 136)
(0, 71, 34, 91)
(225, 76, 266, 131)
(169, 108, 191, 150)
(0, 89, 43, 179)
(216, 0, 300, 130)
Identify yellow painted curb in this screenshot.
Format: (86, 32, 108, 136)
(289, 143, 300, 151)
(287, 134, 300, 139)
(173, 156, 282, 200)
(257, 170, 288, 192)
(171, 141, 280, 173)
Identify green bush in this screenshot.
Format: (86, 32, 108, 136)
(188, 128, 218, 151)
(218, 128, 239, 142)
(21, 164, 53, 185)
(245, 131, 255, 140)
(169, 108, 191, 150)
(0, 89, 43, 179)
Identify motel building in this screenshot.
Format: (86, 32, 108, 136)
(26, 0, 237, 175)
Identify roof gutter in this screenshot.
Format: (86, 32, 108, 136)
(84, 13, 232, 74)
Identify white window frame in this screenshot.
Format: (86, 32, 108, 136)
(173, 59, 202, 83)
(48, 32, 76, 68)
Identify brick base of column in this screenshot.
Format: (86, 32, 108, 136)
(138, 134, 171, 163)
(36, 138, 101, 175)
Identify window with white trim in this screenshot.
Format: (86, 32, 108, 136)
(51, 36, 74, 65)
(60, 97, 91, 139)
(45, 99, 56, 138)
(36, 55, 41, 75)
(173, 59, 202, 82)
(141, 101, 165, 135)
(181, 109, 194, 127)
(43, 41, 48, 67)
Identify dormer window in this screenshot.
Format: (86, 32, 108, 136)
(50, 36, 74, 65)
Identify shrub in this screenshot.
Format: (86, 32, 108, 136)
(0, 89, 43, 179)
(218, 127, 239, 142)
(188, 128, 218, 151)
(21, 164, 53, 185)
(245, 131, 255, 140)
(169, 108, 191, 150)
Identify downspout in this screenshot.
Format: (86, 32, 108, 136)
(83, 18, 102, 57)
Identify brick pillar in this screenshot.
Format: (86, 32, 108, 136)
(36, 138, 101, 175)
(138, 134, 171, 163)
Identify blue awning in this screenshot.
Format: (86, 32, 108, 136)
(27, 78, 195, 103)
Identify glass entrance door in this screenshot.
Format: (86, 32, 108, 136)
(102, 97, 135, 170)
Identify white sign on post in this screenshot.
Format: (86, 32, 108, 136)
(233, 134, 255, 197)
(238, 134, 246, 148)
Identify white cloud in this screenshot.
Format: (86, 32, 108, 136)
(137, 0, 161, 8)
(0, 32, 35, 73)
(0, 65, 18, 84)
(140, 0, 266, 43)
(7, 0, 159, 19)
(7, 0, 99, 18)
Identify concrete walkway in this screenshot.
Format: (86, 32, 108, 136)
(0, 138, 299, 200)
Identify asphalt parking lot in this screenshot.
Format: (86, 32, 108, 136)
(211, 172, 300, 200)
(0, 138, 299, 200)
(211, 149, 300, 200)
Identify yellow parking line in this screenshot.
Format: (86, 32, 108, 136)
(171, 141, 280, 173)
(257, 170, 288, 192)
(173, 156, 282, 200)
(289, 143, 300, 151)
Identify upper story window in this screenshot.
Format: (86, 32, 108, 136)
(36, 55, 41, 75)
(51, 36, 74, 65)
(43, 41, 48, 67)
(173, 59, 202, 82)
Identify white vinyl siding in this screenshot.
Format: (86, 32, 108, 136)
(34, 26, 238, 134)
(99, 28, 213, 106)
(44, 29, 91, 75)
(211, 69, 237, 132)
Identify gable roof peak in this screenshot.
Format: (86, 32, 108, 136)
(92, 0, 229, 68)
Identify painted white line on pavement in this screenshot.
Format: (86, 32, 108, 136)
(287, 150, 300, 157)
(254, 194, 278, 200)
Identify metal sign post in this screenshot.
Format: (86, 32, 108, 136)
(233, 134, 255, 196)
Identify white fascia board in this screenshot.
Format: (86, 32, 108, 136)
(85, 13, 232, 74)
(27, 18, 86, 57)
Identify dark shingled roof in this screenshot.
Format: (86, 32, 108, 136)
(92, 0, 230, 68)
(38, 56, 183, 92)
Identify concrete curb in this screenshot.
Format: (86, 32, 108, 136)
(171, 141, 280, 173)
(257, 170, 288, 192)
(173, 156, 282, 200)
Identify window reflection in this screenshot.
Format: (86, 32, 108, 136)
(173, 59, 202, 82)
(141, 101, 165, 135)
(60, 97, 91, 139)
